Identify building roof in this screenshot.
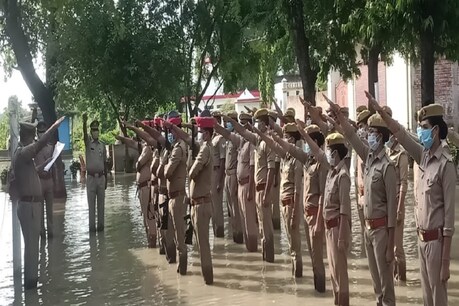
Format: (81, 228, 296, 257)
(202, 89, 260, 102)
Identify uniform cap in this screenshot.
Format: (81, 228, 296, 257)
(167, 110, 182, 125)
(19, 122, 37, 135)
(304, 124, 321, 134)
(153, 117, 163, 127)
(418, 104, 444, 122)
(356, 105, 368, 114)
(211, 110, 222, 117)
(36, 121, 47, 133)
(326, 133, 346, 146)
(194, 117, 214, 128)
(239, 112, 252, 121)
(141, 120, 151, 127)
(382, 106, 392, 117)
(283, 123, 298, 133)
(90, 120, 100, 130)
(226, 111, 238, 120)
(199, 109, 212, 117)
(268, 110, 278, 120)
(368, 113, 388, 128)
(253, 108, 269, 120)
(356, 110, 371, 124)
(284, 108, 296, 119)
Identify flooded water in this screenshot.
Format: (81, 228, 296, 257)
(1, 170, 459, 305)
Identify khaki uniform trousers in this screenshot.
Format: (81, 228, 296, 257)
(282, 202, 302, 277)
(17, 201, 42, 288)
(225, 172, 242, 240)
(158, 194, 177, 263)
(191, 200, 213, 284)
(256, 189, 274, 262)
(138, 184, 157, 244)
(305, 211, 326, 292)
(419, 239, 448, 306)
(87, 175, 106, 231)
(238, 180, 258, 252)
(394, 213, 406, 280)
(40, 177, 54, 237)
(169, 193, 187, 273)
(326, 225, 350, 306)
(365, 227, 395, 306)
(271, 172, 281, 230)
(211, 168, 224, 237)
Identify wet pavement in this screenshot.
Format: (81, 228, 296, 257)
(1, 171, 459, 305)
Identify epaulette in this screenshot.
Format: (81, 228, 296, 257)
(442, 150, 453, 162)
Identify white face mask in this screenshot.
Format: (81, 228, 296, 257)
(326, 150, 336, 167)
(306, 119, 312, 126)
(303, 144, 311, 154)
(255, 122, 261, 130)
(197, 132, 204, 144)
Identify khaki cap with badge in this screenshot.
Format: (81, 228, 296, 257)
(326, 132, 346, 146)
(305, 124, 321, 134)
(368, 113, 388, 128)
(418, 104, 444, 122)
(356, 110, 371, 124)
(283, 123, 298, 133)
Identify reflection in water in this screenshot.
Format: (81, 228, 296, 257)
(0, 171, 458, 306)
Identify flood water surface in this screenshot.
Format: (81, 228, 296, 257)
(1, 172, 459, 305)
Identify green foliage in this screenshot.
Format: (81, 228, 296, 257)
(219, 101, 235, 114)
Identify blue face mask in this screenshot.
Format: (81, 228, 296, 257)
(225, 122, 234, 131)
(417, 126, 434, 149)
(367, 134, 380, 151)
(303, 144, 311, 154)
(167, 133, 175, 144)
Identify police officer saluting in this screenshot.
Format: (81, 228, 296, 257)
(35, 121, 55, 239)
(12, 117, 65, 289)
(83, 113, 108, 233)
(367, 93, 455, 306)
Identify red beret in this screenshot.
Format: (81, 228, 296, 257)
(154, 117, 163, 127)
(194, 117, 214, 128)
(167, 117, 182, 126)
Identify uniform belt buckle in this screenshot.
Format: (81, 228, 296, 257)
(365, 220, 371, 230)
(418, 229, 425, 242)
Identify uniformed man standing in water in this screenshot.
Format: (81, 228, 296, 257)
(13, 117, 64, 289)
(35, 121, 55, 239)
(83, 114, 108, 233)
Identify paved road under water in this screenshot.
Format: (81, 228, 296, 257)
(1, 172, 459, 305)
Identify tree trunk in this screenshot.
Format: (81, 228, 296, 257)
(282, 0, 318, 120)
(367, 46, 381, 112)
(420, 27, 435, 106)
(5, 0, 67, 198)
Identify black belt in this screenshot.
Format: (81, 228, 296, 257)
(20, 196, 44, 203)
(88, 171, 105, 177)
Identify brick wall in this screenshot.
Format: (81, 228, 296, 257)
(354, 62, 387, 109)
(412, 59, 459, 127)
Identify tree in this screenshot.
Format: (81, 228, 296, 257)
(394, 0, 459, 106)
(339, 0, 399, 102)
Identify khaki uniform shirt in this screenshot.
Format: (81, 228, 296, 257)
(164, 140, 187, 194)
(136, 145, 153, 184)
(14, 143, 42, 198)
(211, 134, 226, 167)
(395, 128, 456, 237)
(388, 145, 409, 198)
(231, 134, 253, 182)
(289, 145, 327, 208)
(189, 141, 213, 199)
(323, 159, 352, 221)
(225, 137, 238, 171)
(85, 138, 106, 173)
(280, 152, 303, 200)
(156, 148, 168, 194)
(343, 125, 397, 228)
(35, 143, 54, 180)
